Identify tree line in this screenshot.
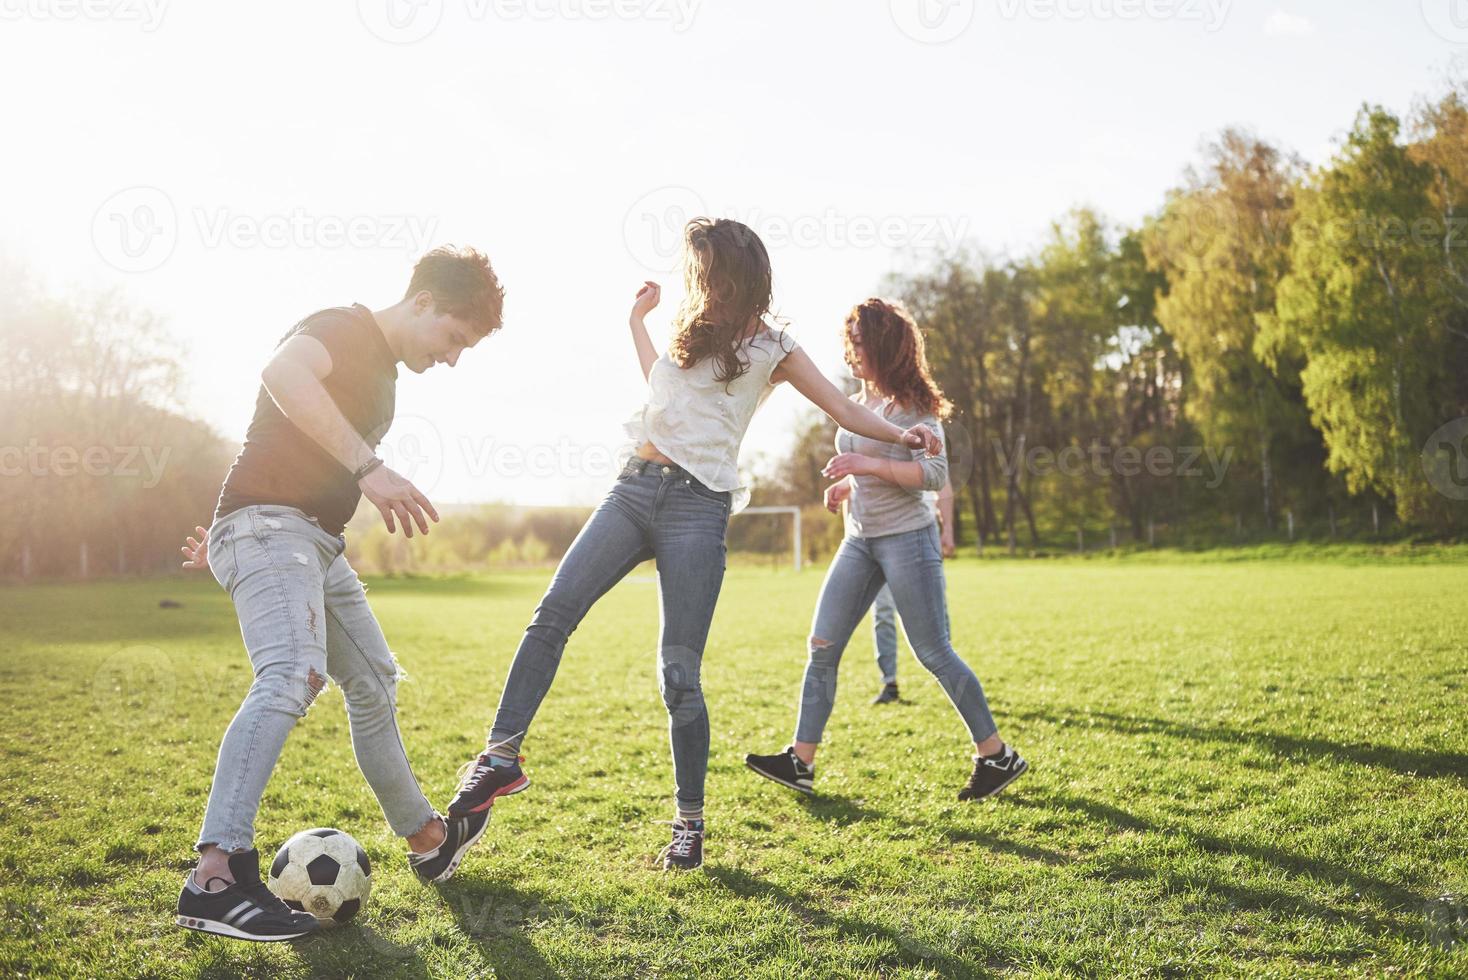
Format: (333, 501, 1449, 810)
(764, 81, 1466, 551)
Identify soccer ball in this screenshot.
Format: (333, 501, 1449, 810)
(267, 828, 371, 925)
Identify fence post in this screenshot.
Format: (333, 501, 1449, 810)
(21, 542, 32, 580)
(792, 509, 802, 573)
(1147, 519, 1155, 548)
(80, 541, 90, 579)
(1286, 509, 1294, 541)
(1076, 527, 1084, 553)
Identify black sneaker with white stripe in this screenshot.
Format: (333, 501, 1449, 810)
(744, 745, 815, 795)
(957, 744, 1029, 801)
(408, 811, 490, 883)
(659, 818, 705, 871)
(176, 848, 320, 942)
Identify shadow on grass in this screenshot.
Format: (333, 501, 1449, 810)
(432, 877, 567, 980)
(797, 790, 1073, 866)
(289, 924, 434, 980)
(1017, 708, 1468, 780)
(707, 865, 997, 978)
(1015, 790, 1429, 943)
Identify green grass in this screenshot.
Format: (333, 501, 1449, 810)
(1, 556, 1466, 978)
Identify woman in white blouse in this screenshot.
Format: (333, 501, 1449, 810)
(447, 218, 941, 871)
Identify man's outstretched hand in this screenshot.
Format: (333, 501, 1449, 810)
(359, 464, 440, 538)
(181, 525, 209, 571)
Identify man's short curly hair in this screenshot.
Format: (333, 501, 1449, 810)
(405, 246, 505, 336)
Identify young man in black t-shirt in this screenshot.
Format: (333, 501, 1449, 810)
(174, 247, 504, 941)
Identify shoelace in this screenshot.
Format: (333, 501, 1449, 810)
(666, 825, 701, 858)
(455, 757, 492, 793)
(238, 877, 294, 917)
(456, 751, 526, 794)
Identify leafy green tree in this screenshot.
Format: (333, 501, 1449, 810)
(1260, 107, 1457, 526)
(1144, 130, 1315, 529)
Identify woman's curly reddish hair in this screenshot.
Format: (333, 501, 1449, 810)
(843, 298, 952, 420)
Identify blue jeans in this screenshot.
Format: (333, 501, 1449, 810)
(795, 523, 997, 746)
(199, 506, 435, 852)
(489, 459, 730, 812)
(871, 584, 898, 685)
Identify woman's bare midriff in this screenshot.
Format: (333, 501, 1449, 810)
(635, 441, 675, 465)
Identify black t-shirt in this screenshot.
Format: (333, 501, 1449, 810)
(214, 304, 398, 535)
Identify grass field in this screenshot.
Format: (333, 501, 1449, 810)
(1, 553, 1466, 978)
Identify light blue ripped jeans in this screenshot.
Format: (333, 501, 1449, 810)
(795, 522, 998, 747)
(488, 458, 730, 814)
(198, 505, 435, 852)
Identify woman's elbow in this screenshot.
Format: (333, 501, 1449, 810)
(921, 463, 948, 492)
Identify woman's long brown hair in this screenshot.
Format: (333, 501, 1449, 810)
(668, 217, 785, 386)
(843, 298, 952, 420)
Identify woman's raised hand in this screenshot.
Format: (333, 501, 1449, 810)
(901, 424, 942, 457)
(631, 280, 661, 319)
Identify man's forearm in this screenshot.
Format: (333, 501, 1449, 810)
(262, 363, 375, 473)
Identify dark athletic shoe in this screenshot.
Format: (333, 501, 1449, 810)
(744, 746, 815, 795)
(447, 753, 530, 817)
(957, 744, 1029, 801)
(176, 848, 320, 942)
(408, 811, 490, 884)
(659, 819, 705, 871)
(872, 682, 900, 705)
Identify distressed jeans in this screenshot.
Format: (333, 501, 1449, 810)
(198, 505, 435, 852)
(488, 458, 730, 813)
(795, 523, 998, 746)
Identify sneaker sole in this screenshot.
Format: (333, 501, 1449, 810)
(175, 914, 315, 942)
(744, 759, 814, 796)
(424, 816, 491, 884)
(962, 758, 1029, 801)
(452, 773, 530, 817)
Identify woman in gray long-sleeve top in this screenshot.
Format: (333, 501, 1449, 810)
(745, 299, 1028, 803)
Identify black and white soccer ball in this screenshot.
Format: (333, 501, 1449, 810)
(267, 827, 371, 925)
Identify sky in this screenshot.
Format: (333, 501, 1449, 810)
(2, 0, 1464, 507)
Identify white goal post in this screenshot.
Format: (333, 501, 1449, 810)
(733, 505, 803, 571)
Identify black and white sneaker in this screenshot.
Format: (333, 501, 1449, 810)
(744, 746, 815, 795)
(957, 744, 1029, 801)
(176, 848, 320, 942)
(659, 819, 705, 871)
(408, 811, 490, 884)
(872, 682, 900, 705)
(447, 753, 530, 818)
